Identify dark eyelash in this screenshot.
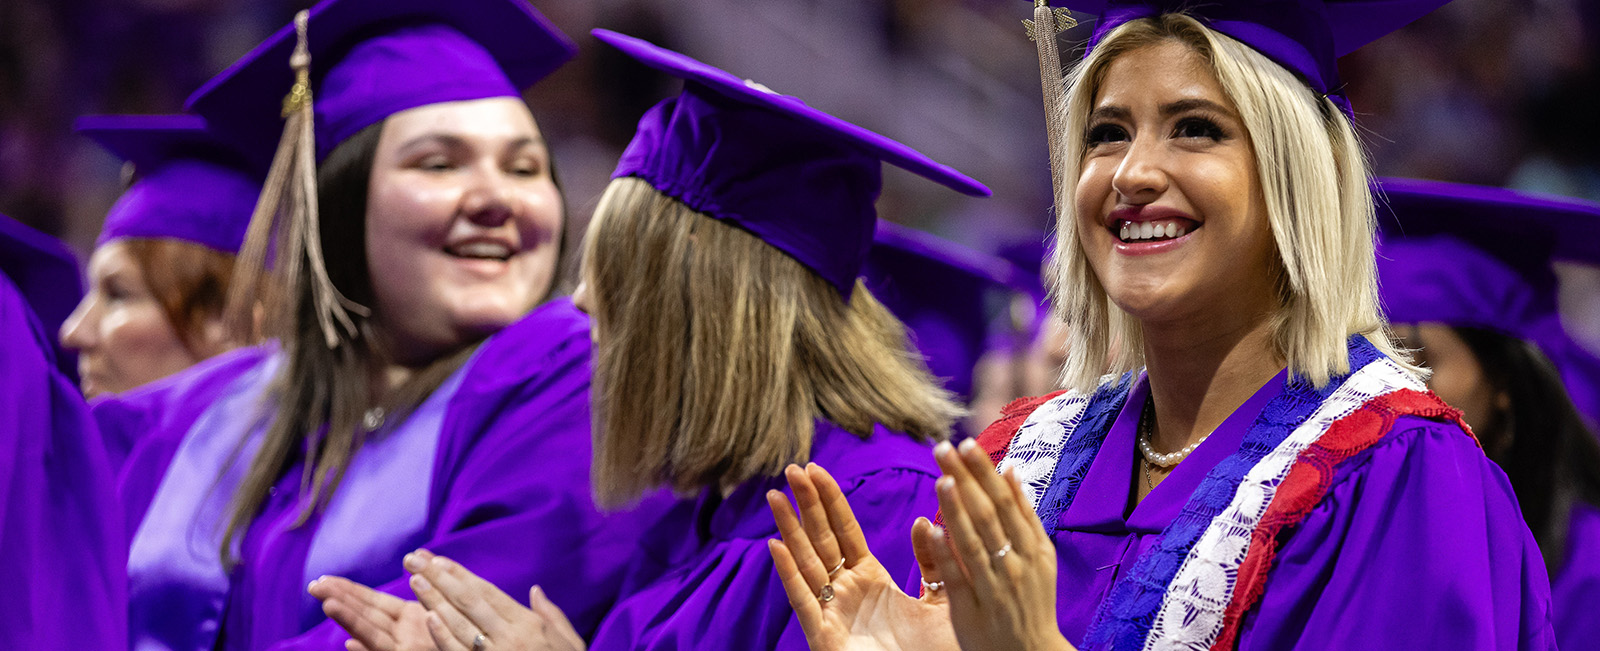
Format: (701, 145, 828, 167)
(1085, 123, 1126, 145)
(1174, 116, 1227, 140)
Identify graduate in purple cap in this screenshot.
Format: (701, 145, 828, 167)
(1371, 178, 1600, 650)
(64, 115, 264, 470)
(0, 214, 127, 650)
(771, 2, 1557, 649)
(93, 0, 636, 649)
(321, 28, 990, 651)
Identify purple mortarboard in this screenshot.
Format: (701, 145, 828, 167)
(864, 222, 1031, 402)
(1053, 0, 1453, 114)
(76, 114, 260, 254)
(593, 29, 992, 298)
(0, 214, 84, 381)
(1373, 177, 1600, 427)
(185, 0, 577, 167)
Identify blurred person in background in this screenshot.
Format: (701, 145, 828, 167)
(1374, 177, 1600, 650)
(95, 0, 646, 648)
(311, 28, 986, 651)
(63, 114, 263, 467)
(0, 213, 126, 650)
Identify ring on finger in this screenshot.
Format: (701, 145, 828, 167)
(992, 542, 1013, 561)
(818, 583, 836, 603)
(921, 578, 945, 593)
(827, 556, 845, 578)
(472, 633, 489, 651)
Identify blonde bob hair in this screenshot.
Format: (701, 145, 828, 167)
(581, 176, 961, 508)
(1051, 14, 1415, 391)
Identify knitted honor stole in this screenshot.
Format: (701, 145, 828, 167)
(961, 337, 1472, 650)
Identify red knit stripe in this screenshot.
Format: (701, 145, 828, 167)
(1210, 389, 1473, 650)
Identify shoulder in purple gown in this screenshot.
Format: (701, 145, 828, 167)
(589, 420, 939, 650)
(0, 272, 127, 650)
(1553, 501, 1600, 650)
(107, 298, 646, 650)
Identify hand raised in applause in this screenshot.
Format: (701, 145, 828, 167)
(309, 575, 434, 651)
(929, 439, 1074, 651)
(401, 549, 586, 651)
(766, 462, 960, 651)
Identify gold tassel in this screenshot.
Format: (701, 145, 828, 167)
(225, 10, 367, 350)
(1023, 0, 1077, 210)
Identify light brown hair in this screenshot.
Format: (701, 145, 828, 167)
(121, 237, 257, 357)
(583, 177, 961, 508)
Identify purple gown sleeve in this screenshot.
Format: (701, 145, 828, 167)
(1237, 416, 1557, 650)
(266, 300, 636, 650)
(0, 274, 128, 650)
(1553, 502, 1600, 650)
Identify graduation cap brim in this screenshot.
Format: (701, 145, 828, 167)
(186, 0, 577, 167)
(76, 114, 255, 175)
(1374, 177, 1600, 264)
(592, 28, 991, 198)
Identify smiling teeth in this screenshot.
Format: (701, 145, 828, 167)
(448, 242, 514, 260)
(1119, 219, 1188, 242)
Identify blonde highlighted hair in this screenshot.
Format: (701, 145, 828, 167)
(582, 176, 961, 508)
(1051, 14, 1415, 391)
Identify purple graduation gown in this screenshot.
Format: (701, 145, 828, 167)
(588, 421, 939, 650)
(0, 272, 127, 649)
(101, 298, 637, 650)
(1042, 373, 1555, 649)
(1554, 501, 1600, 649)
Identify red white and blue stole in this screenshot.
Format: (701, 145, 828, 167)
(975, 336, 1472, 650)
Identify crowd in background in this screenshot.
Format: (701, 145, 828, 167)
(4, 0, 1598, 345)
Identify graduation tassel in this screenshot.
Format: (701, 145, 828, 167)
(225, 10, 367, 349)
(1023, 0, 1077, 208)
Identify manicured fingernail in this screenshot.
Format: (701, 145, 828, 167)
(531, 585, 545, 603)
(410, 574, 432, 593)
(307, 575, 327, 591)
(403, 553, 424, 572)
(958, 439, 977, 453)
(934, 441, 954, 458)
(937, 476, 955, 493)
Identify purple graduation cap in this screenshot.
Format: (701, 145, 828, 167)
(1373, 177, 1600, 427)
(77, 114, 261, 255)
(593, 29, 992, 298)
(184, 0, 577, 166)
(0, 214, 85, 381)
(1052, 0, 1454, 114)
(864, 222, 1032, 403)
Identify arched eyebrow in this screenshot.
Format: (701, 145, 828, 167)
(397, 134, 546, 156)
(1087, 99, 1238, 123)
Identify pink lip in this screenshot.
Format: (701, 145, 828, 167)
(1104, 205, 1200, 256)
(1104, 205, 1198, 228)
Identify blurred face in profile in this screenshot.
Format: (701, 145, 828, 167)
(364, 97, 564, 365)
(1399, 323, 1511, 455)
(1074, 40, 1278, 327)
(60, 241, 202, 398)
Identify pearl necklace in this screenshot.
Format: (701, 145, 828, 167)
(1137, 397, 1208, 468)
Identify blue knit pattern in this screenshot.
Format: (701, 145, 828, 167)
(1032, 371, 1136, 530)
(1074, 336, 1383, 650)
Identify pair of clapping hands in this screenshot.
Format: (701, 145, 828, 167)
(766, 439, 1078, 651)
(308, 549, 585, 651)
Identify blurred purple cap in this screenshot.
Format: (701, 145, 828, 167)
(593, 29, 992, 298)
(185, 0, 577, 167)
(1373, 177, 1600, 426)
(77, 114, 260, 254)
(0, 214, 84, 380)
(1058, 0, 1452, 114)
(865, 222, 1031, 402)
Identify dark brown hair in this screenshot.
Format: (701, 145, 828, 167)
(583, 177, 961, 509)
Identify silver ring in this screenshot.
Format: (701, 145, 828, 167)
(992, 542, 1013, 560)
(921, 578, 945, 593)
(472, 633, 488, 651)
(827, 556, 845, 577)
(818, 583, 835, 602)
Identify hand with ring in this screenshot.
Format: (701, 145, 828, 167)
(400, 549, 587, 651)
(931, 439, 1074, 651)
(766, 463, 961, 651)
